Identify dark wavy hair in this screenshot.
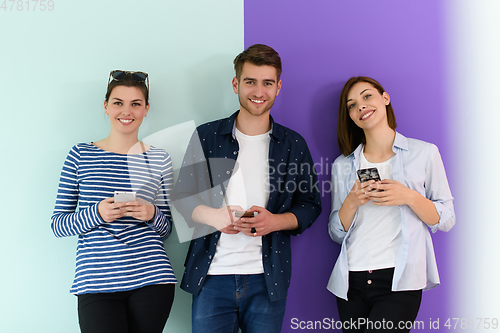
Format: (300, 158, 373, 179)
(337, 76, 397, 156)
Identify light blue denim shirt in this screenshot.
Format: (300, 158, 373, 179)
(327, 132, 455, 300)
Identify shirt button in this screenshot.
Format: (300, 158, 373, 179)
(233, 151, 238, 155)
(367, 280, 372, 285)
(226, 171, 230, 174)
(208, 255, 212, 259)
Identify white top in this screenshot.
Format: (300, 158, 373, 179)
(207, 128, 270, 275)
(346, 149, 402, 271)
(328, 132, 455, 300)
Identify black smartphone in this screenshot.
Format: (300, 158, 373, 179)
(357, 168, 382, 191)
(357, 168, 381, 183)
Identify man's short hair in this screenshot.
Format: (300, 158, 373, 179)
(233, 44, 282, 81)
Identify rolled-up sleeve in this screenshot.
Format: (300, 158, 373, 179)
(425, 144, 455, 233)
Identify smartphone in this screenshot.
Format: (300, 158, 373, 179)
(357, 168, 382, 191)
(234, 211, 257, 218)
(114, 191, 137, 203)
(357, 168, 381, 183)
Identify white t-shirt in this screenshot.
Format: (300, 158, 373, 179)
(207, 127, 270, 275)
(346, 149, 403, 271)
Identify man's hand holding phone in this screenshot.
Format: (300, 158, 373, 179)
(233, 211, 258, 234)
(191, 205, 244, 234)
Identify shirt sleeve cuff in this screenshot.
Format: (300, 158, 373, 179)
(429, 202, 454, 233)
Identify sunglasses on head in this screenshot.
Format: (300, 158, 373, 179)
(108, 70, 149, 90)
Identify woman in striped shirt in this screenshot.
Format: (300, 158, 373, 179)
(51, 71, 176, 333)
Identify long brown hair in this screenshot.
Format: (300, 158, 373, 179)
(337, 77, 397, 156)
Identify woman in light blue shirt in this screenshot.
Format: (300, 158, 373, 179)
(328, 76, 455, 333)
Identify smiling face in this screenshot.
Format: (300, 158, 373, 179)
(346, 81, 391, 131)
(104, 85, 149, 137)
(232, 62, 281, 117)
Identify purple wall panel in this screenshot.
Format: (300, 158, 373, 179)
(244, 0, 451, 331)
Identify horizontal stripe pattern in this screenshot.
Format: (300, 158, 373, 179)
(51, 143, 177, 295)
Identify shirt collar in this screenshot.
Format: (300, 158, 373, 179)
(222, 110, 281, 140)
(350, 131, 409, 159)
(393, 131, 409, 152)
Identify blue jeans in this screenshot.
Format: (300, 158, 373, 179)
(192, 274, 287, 333)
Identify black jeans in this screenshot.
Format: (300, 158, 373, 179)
(78, 283, 175, 333)
(336, 268, 422, 333)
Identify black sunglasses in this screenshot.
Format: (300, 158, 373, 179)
(108, 70, 149, 90)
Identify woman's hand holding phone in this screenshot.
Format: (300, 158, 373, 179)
(338, 179, 374, 231)
(365, 179, 414, 206)
(98, 197, 127, 222)
(120, 198, 155, 221)
(346, 179, 374, 208)
(98, 196, 155, 223)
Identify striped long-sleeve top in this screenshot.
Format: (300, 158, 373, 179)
(51, 143, 177, 295)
